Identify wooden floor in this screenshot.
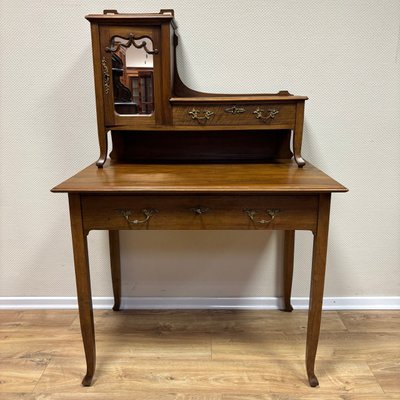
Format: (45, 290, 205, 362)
(0, 310, 399, 399)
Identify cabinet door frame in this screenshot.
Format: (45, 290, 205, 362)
(99, 25, 162, 127)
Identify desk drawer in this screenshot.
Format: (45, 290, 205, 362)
(82, 195, 318, 231)
(172, 103, 296, 128)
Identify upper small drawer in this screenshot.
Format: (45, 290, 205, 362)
(172, 103, 296, 127)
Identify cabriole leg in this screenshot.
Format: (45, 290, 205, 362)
(306, 194, 331, 387)
(69, 194, 96, 386)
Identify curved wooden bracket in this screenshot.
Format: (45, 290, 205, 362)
(96, 129, 108, 168)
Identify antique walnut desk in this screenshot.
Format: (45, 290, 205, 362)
(52, 10, 347, 387)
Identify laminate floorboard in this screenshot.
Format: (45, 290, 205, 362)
(0, 310, 398, 399)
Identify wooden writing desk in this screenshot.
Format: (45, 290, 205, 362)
(52, 160, 347, 387)
(53, 9, 348, 388)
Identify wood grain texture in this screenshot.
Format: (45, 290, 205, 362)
(0, 358, 48, 393)
(89, 23, 108, 167)
(109, 129, 294, 163)
(3, 393, 400, 400)
(85, 13, 175, 24)
(69, 309, 347, 334)
(368, 360, 400, 393)
(52, 161, 348, 194)
(86, 11, 309, 165)
(81, 194, 318, 231)
(170, 95, 309, 102)
(33, 358, 382, 394)
(339, 311, 400, 333)
(55, 161, 346, 386)
(68, 194, 96, 386)
(172, 103, 295, 127)
(306, 194, 331, 386)
(1, 310, 398, 398)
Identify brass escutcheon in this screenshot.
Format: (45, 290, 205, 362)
(224, 105, 246, 114)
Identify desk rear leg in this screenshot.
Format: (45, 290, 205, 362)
(109, 230, 121, 311)
(282, 230, 295, 312)
(69, 194, 96, 386)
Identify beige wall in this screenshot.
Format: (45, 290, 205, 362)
(0, 0, 399, 300)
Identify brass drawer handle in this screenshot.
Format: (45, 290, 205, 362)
(253, 108, 279, 122)
(117, 208, 158, 224)
(188, 108, 214, 123)
(243, 208, 280, 224)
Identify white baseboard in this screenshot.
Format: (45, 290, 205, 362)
(0, 296, 399, 310)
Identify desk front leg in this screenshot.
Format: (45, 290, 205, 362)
(306, 194, 331, 387)
(69, 194, 96, 386)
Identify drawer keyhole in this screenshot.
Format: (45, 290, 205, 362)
(190, 206, 210, 215)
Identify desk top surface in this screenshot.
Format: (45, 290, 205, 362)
(52, 160, 347, 194)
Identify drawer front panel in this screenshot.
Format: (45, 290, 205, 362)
(172, 103, 296, 127)
(82, 195, 318, 231)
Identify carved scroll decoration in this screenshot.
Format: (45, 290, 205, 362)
(101, 57, 110, 94)
(106, 34, 159, 55)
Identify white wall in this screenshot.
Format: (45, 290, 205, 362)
(0, 0, 399, 301)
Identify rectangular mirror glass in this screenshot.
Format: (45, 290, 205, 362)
(108, 35, 155, 115)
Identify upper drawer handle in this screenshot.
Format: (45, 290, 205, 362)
(253, 108, 279, 122)
(188, 108, 214, 123)
(243, 208, 280, 224)
(117, 208, 158, 224)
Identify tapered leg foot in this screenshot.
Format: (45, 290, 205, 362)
(281, 304, 293, 312)
(96, 158, 106, 168)
(82, 374, 94, 386)
(112, 303, 120, 311)
(308, 373, 319, 387)
(295, 155, 306, 168)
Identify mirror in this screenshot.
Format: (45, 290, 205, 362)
(108, 35, 155, 115)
